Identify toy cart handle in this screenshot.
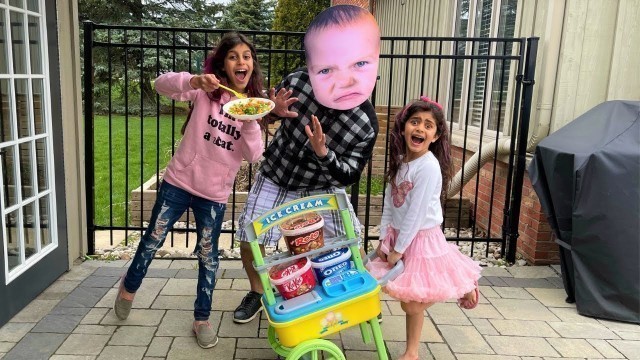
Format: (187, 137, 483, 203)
(363, 250, 404, 286)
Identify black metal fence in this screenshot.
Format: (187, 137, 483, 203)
(83, 21, 537, 262)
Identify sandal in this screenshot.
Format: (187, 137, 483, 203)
(458, 280, 479, 310)
(114, 275, 135, 320)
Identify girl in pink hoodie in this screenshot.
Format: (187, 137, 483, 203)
(113, 32, 267, 349)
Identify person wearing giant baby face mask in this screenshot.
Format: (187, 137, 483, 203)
(231, 5, 381, 324)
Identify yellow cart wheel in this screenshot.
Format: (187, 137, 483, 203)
(268, 325, 293, 358)
(286, 339, 346, 360)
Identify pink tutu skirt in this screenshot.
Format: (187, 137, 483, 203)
(366, 226, 481, 304)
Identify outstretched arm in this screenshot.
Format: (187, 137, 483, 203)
(269, 87, 298, 118)
(189, 74, 220, 92)
(154, 72, 219, 102)
(154, 72, 197, 102)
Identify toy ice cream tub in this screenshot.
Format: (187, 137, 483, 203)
(268, 257, 317, 300)
(310, 247, 352, 283)
(279, 212, 325, 255)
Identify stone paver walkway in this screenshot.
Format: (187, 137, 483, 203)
(0, 260, 638, 359)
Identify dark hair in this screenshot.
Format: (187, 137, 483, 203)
(182, 32, 266, 134)
(303, 5, 372, 60)
(203, 32, 265, 100)
(386, 99, 453, 205)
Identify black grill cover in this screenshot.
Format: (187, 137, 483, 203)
(528, 100, 639, 324)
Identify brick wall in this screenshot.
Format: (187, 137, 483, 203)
(452, 145, 557, 265)
(518, 176, 557, 264)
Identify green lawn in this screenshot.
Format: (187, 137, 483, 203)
(93, 114, 183, 227)
(353, 174, 385, 196)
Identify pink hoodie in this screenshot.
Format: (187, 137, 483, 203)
(155, 72, 264, 203)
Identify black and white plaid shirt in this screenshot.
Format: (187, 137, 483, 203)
(261, 69, 379, 191)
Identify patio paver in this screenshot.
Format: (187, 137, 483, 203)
(0, 259, 637, 360)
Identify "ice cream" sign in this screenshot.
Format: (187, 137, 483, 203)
(251, 194, 339, 235)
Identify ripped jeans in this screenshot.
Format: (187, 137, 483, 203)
(124, 180, 226, 321)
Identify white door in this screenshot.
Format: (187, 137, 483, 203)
(0, 0, 67, 325)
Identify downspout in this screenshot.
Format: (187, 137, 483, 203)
(447, 138, 512, 199)
(447, 0, 565, 197)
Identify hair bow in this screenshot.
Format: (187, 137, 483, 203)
(419, 96, 443, 111)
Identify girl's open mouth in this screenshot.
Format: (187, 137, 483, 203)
(235, 69, 247, 82)
(411, 135, 425, 145)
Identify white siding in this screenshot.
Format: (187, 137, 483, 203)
(551, 0, 589, 131)
(57, 0, 86, 265)
(374, 0, 455, 106)
(514, 0, 544, 136)
(519, 0, 639, 133)
(608, 0, 640, 102)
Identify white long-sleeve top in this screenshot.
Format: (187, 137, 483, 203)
(379, 151, 443, 254)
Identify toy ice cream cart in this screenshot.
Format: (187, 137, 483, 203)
(244, 193, 403, 360)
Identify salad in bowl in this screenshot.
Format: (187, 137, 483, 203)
(223, 98, 275, 121)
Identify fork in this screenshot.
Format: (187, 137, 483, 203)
(218, 84, 247, 99)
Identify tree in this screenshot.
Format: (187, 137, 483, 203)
(269, 0, 329, 86)
(80, 0, 226, 114)
(217, 0, 276, 31)
(79, 0, 224, 28)
(272, 0, 329, 33)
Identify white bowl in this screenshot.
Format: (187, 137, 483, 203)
(223, 98, 275, 121)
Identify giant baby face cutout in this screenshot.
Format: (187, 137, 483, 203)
(305, 15, 380, 111)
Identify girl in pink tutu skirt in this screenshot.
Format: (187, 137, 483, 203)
(366, 96, 481, 360)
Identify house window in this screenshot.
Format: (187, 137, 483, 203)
(451, 0, 518, 136)
(0, 0, 58, 283)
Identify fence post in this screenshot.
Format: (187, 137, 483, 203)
(506, 37, 539, 263)
(83, 21, 95, 255)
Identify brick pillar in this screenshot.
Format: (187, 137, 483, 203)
(518, 176, 558, 265)
(451, 145, 557, 265)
